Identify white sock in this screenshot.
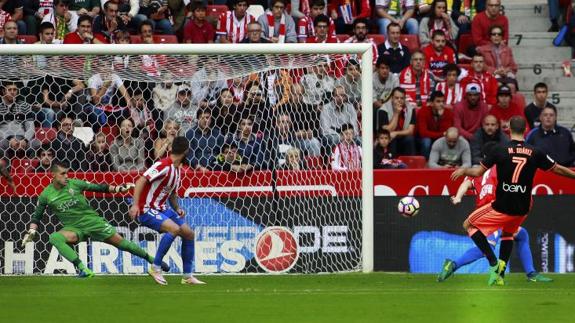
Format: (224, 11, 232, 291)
(152, 264, 162, 272)
(183, 273, 192, 279)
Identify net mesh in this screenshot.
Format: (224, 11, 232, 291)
(0, 51, 364, 275)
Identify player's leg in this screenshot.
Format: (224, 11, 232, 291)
(514, 227, 553, 282)
(464, 206, 506, 285)
(138, 209, 182, 285)
(103, 233, 170, 272)
(178, 223, 205, 285)
(49, 229, 93, 277)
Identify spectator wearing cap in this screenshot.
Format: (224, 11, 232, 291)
(330, 123, 362, 171)
(477, 25, 518, 83)
(241, 21, 271, 43)
(164, 85, 198, 135)
(320, 85, 359, 148)
(524, 82, 556, 129)
(490, 85, 527, 136)
(526, 106, 575, 167)
(373, 57, 400, 111)
(470, 114, 509, 165)
(428, 126, 471, 168)
(417, 91, 454, 159)
(376, 87, 416, 156)
(257, 0, 297, 43)
(183, 1, 214, 43)
(461, 53, 498, 108)
(453, 82, 489, 141)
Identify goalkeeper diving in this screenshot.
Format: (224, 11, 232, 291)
(23, 161, 169, 277)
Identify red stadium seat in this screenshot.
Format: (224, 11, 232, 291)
(399, 34, 420, 54)
(17, 35, 38, 44)
(458, 33, 474, 61)
(35, 127, 57, 145)
(336, 34, 350, 43)
(207, 5, 228, 19)
(130, 35, 178, 44)
(397, 156, 427, 169)
(367, 34, 385, 46)
(99, 125, 119, 143)
(153, 35, 178, 44)
(11, 159, 38, 173)
(305, 156, 326, 170)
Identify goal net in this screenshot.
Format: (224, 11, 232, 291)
(0, 43, 373, 275)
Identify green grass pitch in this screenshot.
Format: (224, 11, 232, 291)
(1, 273, 575, 323)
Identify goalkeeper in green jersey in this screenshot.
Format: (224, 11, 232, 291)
(22, 161, 169, 277)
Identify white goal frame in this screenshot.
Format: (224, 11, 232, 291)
(0, 43, 374, 273)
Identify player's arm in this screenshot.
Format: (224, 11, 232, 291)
(129, 176, 148, 219)
(450, 165, 487, 181)
(79, 180, 134, 194)
(551, 164, 575, 179)
(451, 178, 473, 205)
(22, 195, 48, 246)
(169, 192, 185, 218)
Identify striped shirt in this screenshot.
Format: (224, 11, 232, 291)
(139, 157, 181, 212)
(216, 11, 255, 43)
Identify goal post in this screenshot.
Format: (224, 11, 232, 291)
(0, 43, 374, 274)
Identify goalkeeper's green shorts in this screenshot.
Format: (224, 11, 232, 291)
(61, 217, 116, 242)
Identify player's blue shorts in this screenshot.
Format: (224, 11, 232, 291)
(138, 208, 185, 232)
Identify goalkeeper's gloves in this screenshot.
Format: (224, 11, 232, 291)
(21, 228, 37, 247)
(113, 183, 135, 193)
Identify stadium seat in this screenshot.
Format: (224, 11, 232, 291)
(11, 159, 38, 173)
(130, 35, 178, 44)
(17, 35, 38, 44)
(100, 125, 118, 143)
(458, 33, 474, 61)
(305, 156, 326, 170)
(399, 34, 420, 54)
(207, 5, 228, 19)
(35, 127, 57, 144)
(397, 156, 427, 169)
(336, 34, 350, 43)
(247, 5, 265, 19)
(368, 34, 385, 46)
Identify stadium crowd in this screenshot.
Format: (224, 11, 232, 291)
(0, 0, 574, 176)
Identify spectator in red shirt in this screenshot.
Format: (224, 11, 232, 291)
(471, 0, 508, 47)
(297, 0, 335, 43)
(477, 25, 518, 82)
(490, 85, 528, 136)
(63, 15, 106, 44)
(328, 0, 370, 34)
(460, 53, 498, 108)
(306, 14, 338, 43)
(422, 30, 456, 82)
(453, 82, 489, 141)
(399, 50, 433, 109)
(417, 90, 454, 158)
(183, 1, 215, 44)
